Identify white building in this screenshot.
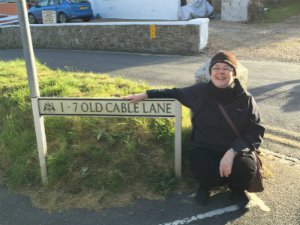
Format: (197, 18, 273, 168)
(89, 0, 181, 20)
(88, 0, 255, 22)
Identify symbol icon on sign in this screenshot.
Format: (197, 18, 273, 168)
(43, 102, 56, 112)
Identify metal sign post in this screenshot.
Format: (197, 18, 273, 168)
(16, 0, 48, 184)
(175, 100, 182, 177)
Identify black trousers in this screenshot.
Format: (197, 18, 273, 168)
(190, 147, 257, 192)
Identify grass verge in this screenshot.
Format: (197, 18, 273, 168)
(0, 59, 195, 211)
(263, 0, 300, 23)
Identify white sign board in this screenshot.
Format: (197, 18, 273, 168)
(42, 10, 56, 24)
(37, 97, 182, 178)
(38, 98, 176, 118)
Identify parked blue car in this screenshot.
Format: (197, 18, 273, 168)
(28, 0, 94, 24)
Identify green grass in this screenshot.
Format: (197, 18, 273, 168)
(263, 0, 300, 23)
(0, 59, 194, 204)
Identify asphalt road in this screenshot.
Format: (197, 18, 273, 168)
(1, 49, 300, 158)
(0, 49, 300, 225)
(1, 155, 299, 225)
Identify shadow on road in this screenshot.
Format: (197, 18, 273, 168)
(0, 184, 247, 225)
(249, 79, 300, 112)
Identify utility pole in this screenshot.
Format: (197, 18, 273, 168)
(16, 0, 48, 184)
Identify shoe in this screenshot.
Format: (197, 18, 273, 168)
(195, 186, 210, 206)
(230, 190, 250, 209)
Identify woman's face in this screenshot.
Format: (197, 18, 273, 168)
(210, 62, 235, 88)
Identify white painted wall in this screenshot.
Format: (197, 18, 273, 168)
(89, 0, 180, 20)
(221, 0, 250, 22)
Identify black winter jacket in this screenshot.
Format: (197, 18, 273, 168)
(146, 79, 265, 154)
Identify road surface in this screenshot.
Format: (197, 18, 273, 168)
(0, 49, 299, 225)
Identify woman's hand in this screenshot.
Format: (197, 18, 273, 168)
(219, 148, 237, 177)
(123, 92, 148, 103)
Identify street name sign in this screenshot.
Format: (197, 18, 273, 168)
(38, 98, 176, 118)
(36, 97, 182, 178)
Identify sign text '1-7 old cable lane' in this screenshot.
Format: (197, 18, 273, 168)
(38, 98, 176, 117)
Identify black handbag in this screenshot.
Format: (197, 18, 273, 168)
(247, 151, 264, 192)
(218, 103, 264, 193)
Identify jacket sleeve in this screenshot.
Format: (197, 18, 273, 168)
(231, 96, 265, 152)
(146, 83, 205, 109)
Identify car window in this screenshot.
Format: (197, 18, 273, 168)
(38, 0, 48, 7)
(49, 0, 59, 5)
(68, 0, 88, 3)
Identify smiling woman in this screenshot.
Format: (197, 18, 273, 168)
(209, 52, 236, 89)
(27, 0, 94, 24)
(124, 51, 265, 208)
(210, 63, 235, 89)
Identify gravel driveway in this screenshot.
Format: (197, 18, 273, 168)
(206, 16, 300, 63)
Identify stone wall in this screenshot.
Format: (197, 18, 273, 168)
(0, 19, 209, 55)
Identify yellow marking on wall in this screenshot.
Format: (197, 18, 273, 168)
(150, 25, 157, 39)
(265, 133, 300, 149)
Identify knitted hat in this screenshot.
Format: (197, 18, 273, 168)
(209, 51, 237, 75)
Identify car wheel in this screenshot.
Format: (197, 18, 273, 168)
(58, 13, 68, 23)
(82, 17, 91, 22)
(28, 13, 37, 24)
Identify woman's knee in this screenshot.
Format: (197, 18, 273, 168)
(232, 154, 256, 179)
(232, 153, 256, 175)
(229, 153, 257, 190)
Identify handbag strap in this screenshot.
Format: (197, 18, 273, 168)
(252, 150, 262, 166)
(218, 103, 241, 136)
(218, 104, 262, 156)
